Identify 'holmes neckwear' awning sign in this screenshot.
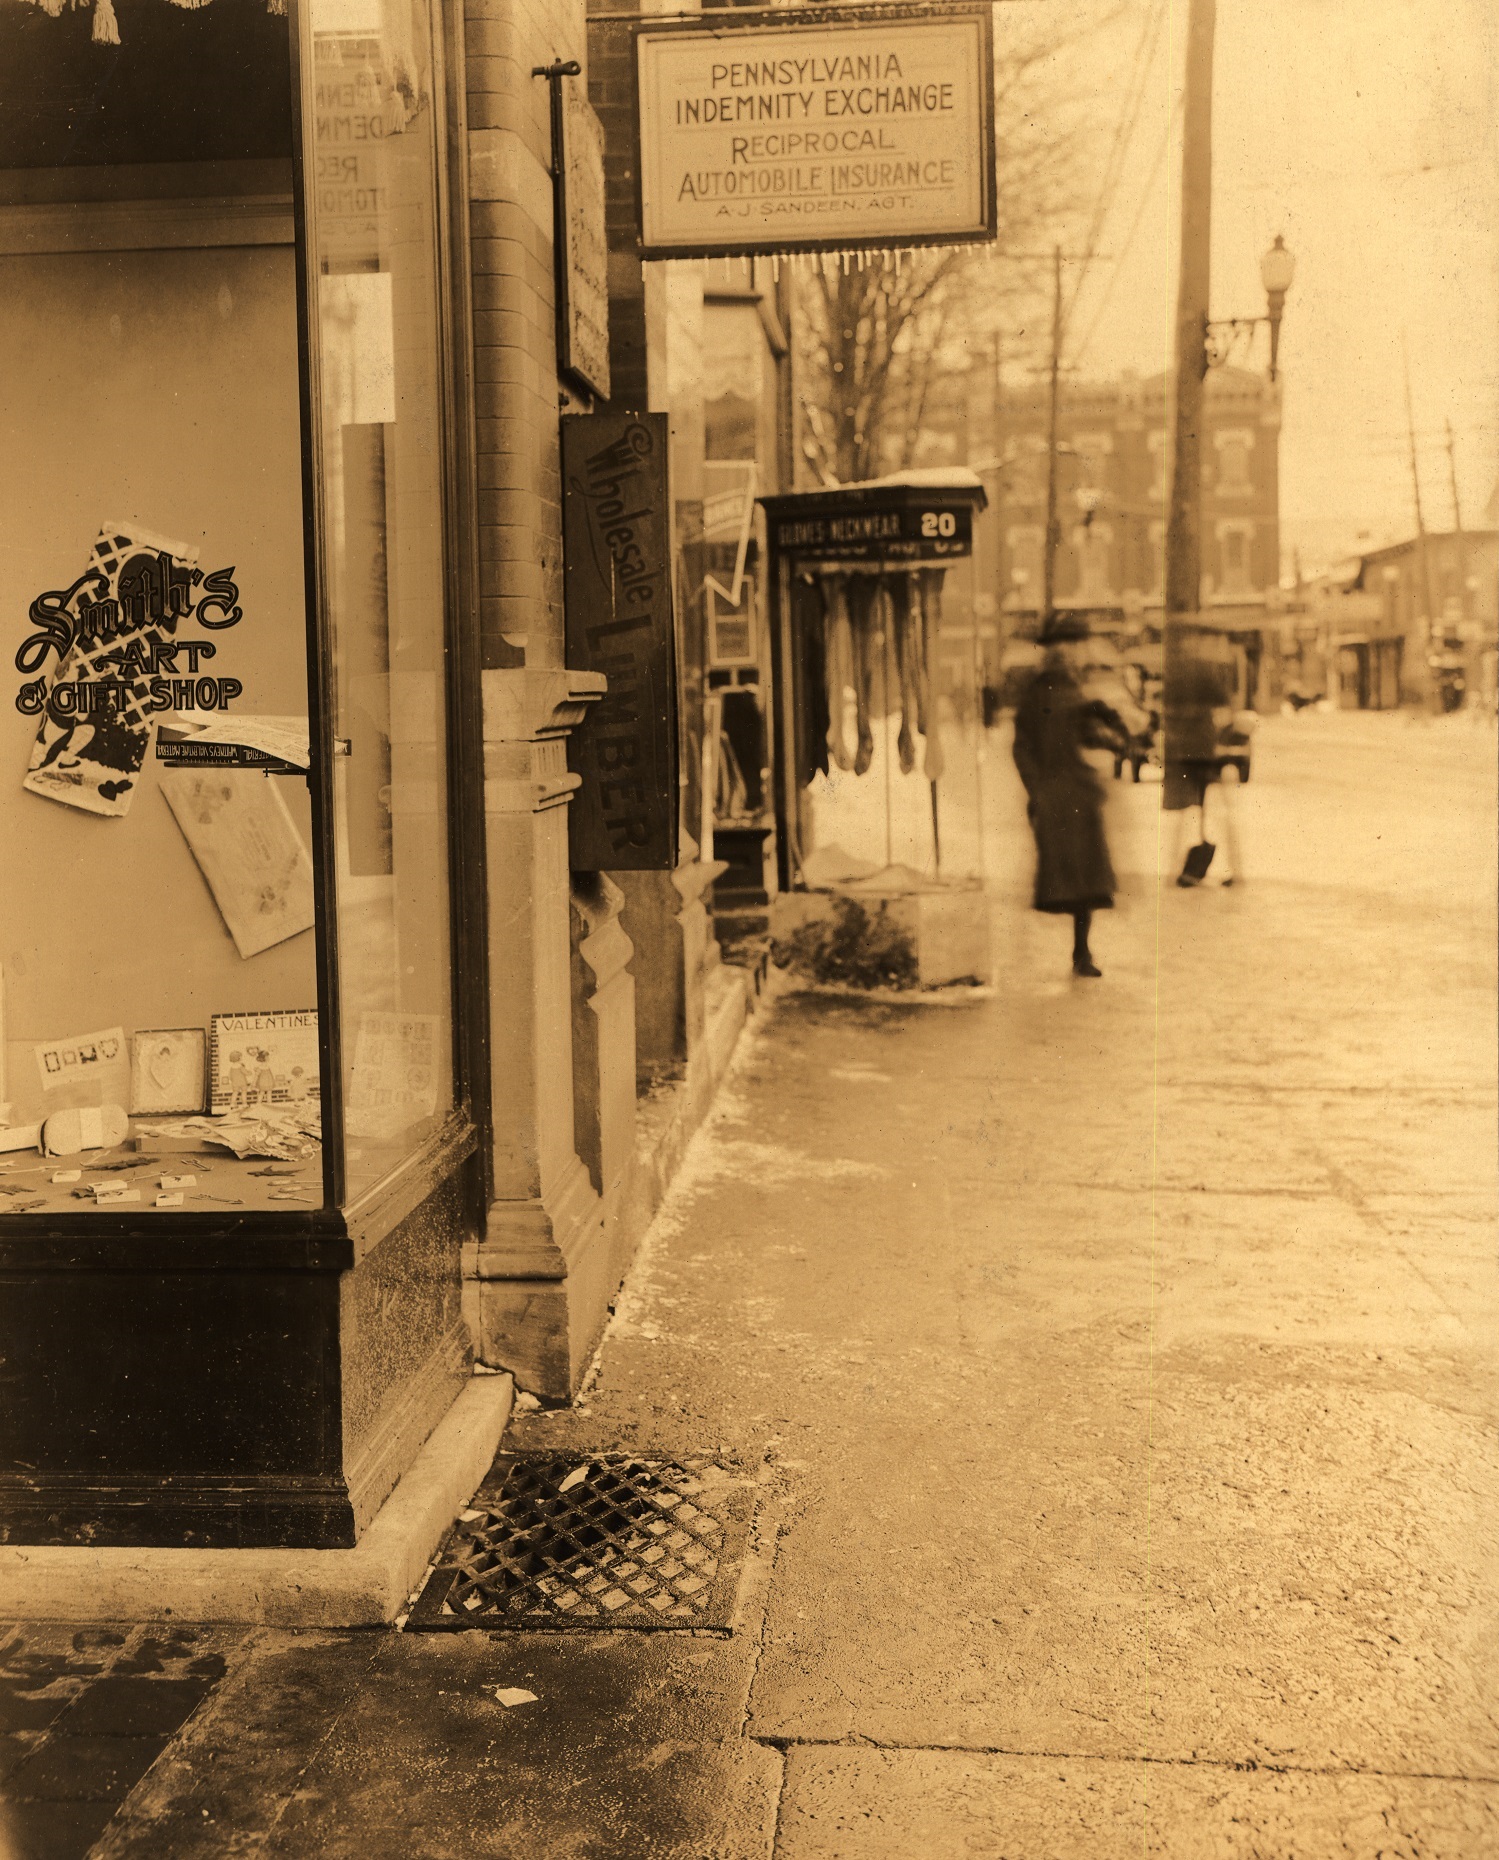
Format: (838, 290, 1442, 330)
(633, 3, 995, 258)
(563, 412, 679, 873)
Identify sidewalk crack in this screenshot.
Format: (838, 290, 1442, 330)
(738, 1505, 786, 1741)
(747, 1734, 1499, 1787)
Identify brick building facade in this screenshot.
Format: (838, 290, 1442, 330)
(981, 365, 1282, 623)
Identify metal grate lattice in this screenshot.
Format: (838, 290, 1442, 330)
(405, 1453, 752, 1632)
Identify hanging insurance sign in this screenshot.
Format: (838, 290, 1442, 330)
(633, 2, 996, 259)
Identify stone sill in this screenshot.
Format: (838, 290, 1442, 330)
(0, 1377, 514, 1628)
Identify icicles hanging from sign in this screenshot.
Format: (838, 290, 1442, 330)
(758, 240, 998, 281)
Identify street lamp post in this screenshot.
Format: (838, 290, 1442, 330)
(1260, 235, 1296, 382)
(1201, 236, 1298, 378)
(1163, 0, 1295, 802)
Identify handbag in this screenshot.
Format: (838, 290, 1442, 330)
(1180, 840, 1216, 883)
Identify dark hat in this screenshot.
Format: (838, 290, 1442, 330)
(1038, 612, 1090, 645)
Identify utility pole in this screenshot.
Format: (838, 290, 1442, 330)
(1402, 340, 1437, 634)
(1041, 243, 1063, 629)
(1445, 415, 1475, 690)
(990, 327, 1006, 681)
(1445, 418, 1465, 532)
(1445, 416, 1468, 612)
(1163, 0, 1215, 734)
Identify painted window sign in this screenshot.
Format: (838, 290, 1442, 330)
(634, 7, 995, 257)
(12, 522, 249, 816)
(10, 521, 307, 810)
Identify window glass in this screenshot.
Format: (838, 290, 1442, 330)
(1220, 526, 1251, 590)
(0, 11, 328, 1213)
(306, 0, 455, 1201)
(1218, 434, 1251, 490)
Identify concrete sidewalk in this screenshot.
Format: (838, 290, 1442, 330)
(4, 712, 1496, 1858)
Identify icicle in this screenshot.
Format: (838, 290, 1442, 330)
(37, 0, 66, 18)
(92, 0, 120, 44)
(267, 0, 287, 14)
(771, 253, 781, 284)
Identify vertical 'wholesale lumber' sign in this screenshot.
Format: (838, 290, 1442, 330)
(563, 412, 678, 871)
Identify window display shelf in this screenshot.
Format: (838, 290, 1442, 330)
(0, 1145, 322, 1219)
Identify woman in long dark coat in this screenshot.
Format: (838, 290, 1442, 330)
(1012, 616, 1130, 977)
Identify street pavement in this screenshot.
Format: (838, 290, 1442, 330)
(3, 710, 1495, 1859)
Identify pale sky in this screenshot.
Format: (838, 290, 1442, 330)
(1004, 0, 1499, 570)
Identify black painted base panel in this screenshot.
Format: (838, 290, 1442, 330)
(0, 1475, 357, 1550)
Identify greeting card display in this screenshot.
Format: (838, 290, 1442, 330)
(33, 1025, 130, 1106)
(346, 1011, 440, 1142)
(209, 1011, 319, 1115)
(129, 1028, 209, 1115)
(160, 769, 315, 959)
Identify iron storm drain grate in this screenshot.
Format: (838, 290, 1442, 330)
(405, 1453, 755, 1632)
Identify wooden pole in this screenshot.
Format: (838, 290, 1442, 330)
(1402, 340, 1437, 632)
(1041, 244, 1063, 629)
(1446, 417, 1469, 627)
(1445, 418, 1465, 533)
(1164, 0, 1215, 738)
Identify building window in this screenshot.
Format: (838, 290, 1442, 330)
(1072, 431, 1113, 501)
(1004, 440, 1046, 507)
(0, 0, 462, 1215)
(1215, 428, 1254, 496)
(1147, 432, 1169, 503)
(1072, 522, 1114, 603)
(1007, 525, 1044, 602)
(1217, 522, 1255, 593)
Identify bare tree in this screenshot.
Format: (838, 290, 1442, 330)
(794, 16, 1107, 486)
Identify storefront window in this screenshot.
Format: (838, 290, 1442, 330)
(306, 0, 454, 1200)
(0, 0, 456, 1216)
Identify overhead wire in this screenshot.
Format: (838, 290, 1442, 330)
(1070, 0, 1163, 277)
(1068, 92, 1180, 369)
(1062, 0, 1169, 340)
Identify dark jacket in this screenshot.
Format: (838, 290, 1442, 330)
(1012, 664, 1127, 913)
(1165, 654, 1235, 763)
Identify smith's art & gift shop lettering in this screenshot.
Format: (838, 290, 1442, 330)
(15, 545, 243, 717)
(12, 523, 252, 817)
